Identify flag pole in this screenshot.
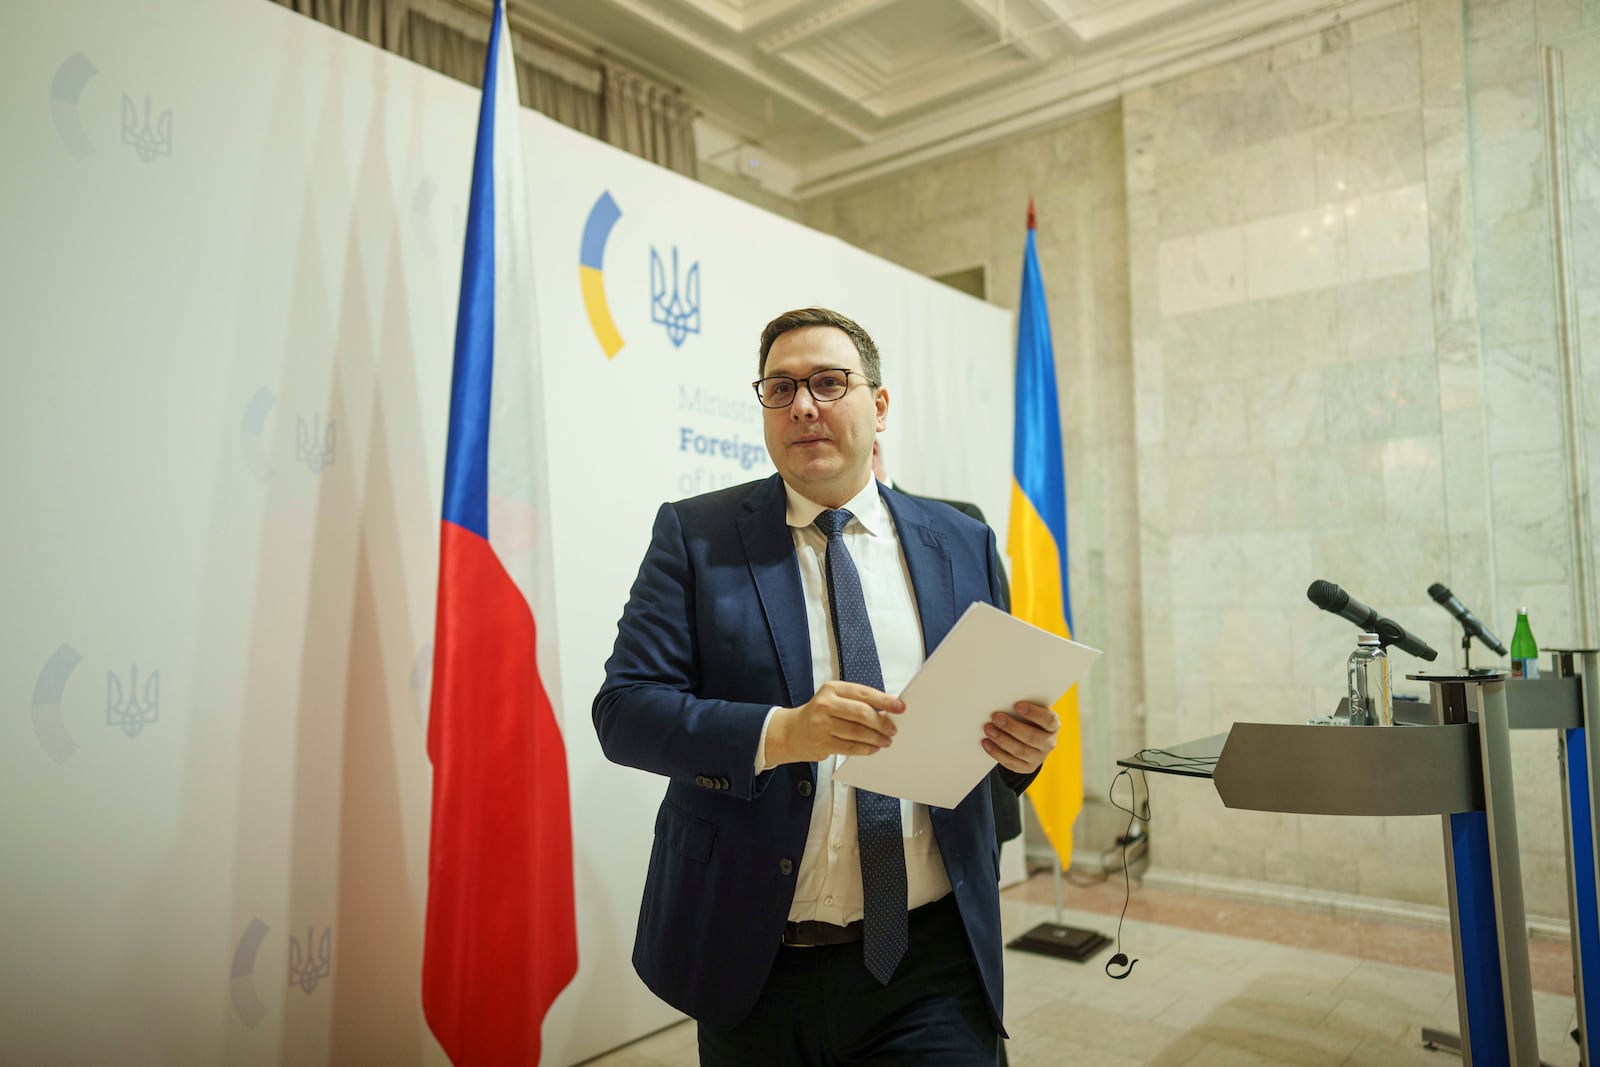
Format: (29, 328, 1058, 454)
(1053, 852, 1064, 925)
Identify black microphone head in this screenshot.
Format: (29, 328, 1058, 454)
(1307, 580, 1347, 613)
(1427, 583, 1452, 604)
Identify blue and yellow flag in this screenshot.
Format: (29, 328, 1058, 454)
(1008, 199, 1082, 870)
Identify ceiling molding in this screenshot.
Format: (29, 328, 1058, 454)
(949, 0, 1054, 61)
(503, 0, 1405, 199)
(791, 0, 1397, 196)
(755, 0, 901, 52)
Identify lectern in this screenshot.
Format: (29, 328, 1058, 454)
(1122, 670, 1562, 1066)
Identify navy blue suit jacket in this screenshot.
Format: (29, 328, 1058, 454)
(594, 474, 1035, 1031)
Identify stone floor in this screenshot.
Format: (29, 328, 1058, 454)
(581, 872, 1581, 1065)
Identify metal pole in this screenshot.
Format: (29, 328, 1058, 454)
(1053, 855, 1063, 925)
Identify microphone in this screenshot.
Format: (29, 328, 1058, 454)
(1428, 583, 1507, 656)
(1306, 580, 1439, 661)
(1307, 579, 1379, 630)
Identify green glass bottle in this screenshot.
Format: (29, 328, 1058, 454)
(1510, 608, 1539, 680)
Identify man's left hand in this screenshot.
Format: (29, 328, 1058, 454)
(982, 702, 1059, 774)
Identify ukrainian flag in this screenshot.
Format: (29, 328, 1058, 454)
(1008, 200, 1082, 870)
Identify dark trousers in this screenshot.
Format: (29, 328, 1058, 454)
(696, 894, 1000, 1066)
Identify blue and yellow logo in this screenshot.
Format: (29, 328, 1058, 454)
(579, 191, 624, 358)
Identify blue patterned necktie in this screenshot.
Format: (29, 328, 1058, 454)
(814, 507, 908, 984)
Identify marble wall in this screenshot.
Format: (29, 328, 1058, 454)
(803, 109, 1145, 853)
(1127, 0, 1600, 920)
(1458, 0, 1600, 920)
(794, 0, 1599, 922)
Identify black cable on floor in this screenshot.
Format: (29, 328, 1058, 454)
(1104, 767, 1149, 980)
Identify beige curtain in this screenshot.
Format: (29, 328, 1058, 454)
(602, 62, 698, 179)
(267, 0, 693, 176)
(271, 0, 403, 51)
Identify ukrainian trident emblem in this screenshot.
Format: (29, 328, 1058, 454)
(288, 926, 332, 994)
(120, 94, 171, 162)
(295, 413, 336, 474)
(106, 664, 159, 738)
(649, 246, 701, 348)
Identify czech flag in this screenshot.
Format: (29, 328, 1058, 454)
(1007, 199, 1083, 869)
(422, 2, 578, 1062)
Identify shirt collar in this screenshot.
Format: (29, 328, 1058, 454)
(784, 477, 887, 537)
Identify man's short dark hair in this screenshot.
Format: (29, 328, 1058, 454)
(757, 307, 882, 385)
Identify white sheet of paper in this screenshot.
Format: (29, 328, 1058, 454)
(832, 602, 1101, 808)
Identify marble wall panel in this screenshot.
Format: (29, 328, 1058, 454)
(1322, 352, 1443, 442)
(1245, 207, 1346, 300)
(1314, 111, 1427, 202)
(1202, 455, 1285, 533)
(1273, 440, 1385, 525)
(1168, 381, 1252, 457)
(1484, 341, 1564, 454)
(1157, 154, 1236, 241)
(1135, 340, 1167, 448)
(1238, 531, 1318, 606)
(1271, 48, 1353, 136)
(1164, 302, 1268, 384)
(1339, 270, 1436, 361)
(1490, 447, 1574, 583)
(1159, 226, 1249, 316)
(1169, 534, 1248, 608)
(1345, 183, 1433, 281)
(1247, 370, 1328, 450)
(1440, 407, 1493, 529)
(1464, 0, 1540, 90)
(1264, 288, 1344, 370)
(1165, 456, 1217, 536)
(1351, 27, 1424, 118)
(1230, 133, 1320, 223)
(1382, 435, 1450, 525)
(1428, 169, 1480, 329)
(1312, 523, 1451, 607)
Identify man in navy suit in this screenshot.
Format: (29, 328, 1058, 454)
(594, 307, 1061, 1065)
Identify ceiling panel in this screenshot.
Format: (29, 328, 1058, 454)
(505, 0, 1379, 195)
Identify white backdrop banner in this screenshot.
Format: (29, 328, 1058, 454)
(0, 1, 1014, 1064)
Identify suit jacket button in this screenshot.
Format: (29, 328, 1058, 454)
(694, 775, 708, 787)
(797, 780, 813, 797)
(718, 777, 730, 790)
(778, 858, 793, 876)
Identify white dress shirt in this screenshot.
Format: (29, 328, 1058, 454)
(755, 479, 952, 925)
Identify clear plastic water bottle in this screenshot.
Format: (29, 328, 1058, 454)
(1347, 633, 1393, 726)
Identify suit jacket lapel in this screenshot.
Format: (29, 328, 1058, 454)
(738, 474, 812, 707)
(881, 485, 957, 657)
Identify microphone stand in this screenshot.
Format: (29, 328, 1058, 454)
(1458, 626, 1500, 675)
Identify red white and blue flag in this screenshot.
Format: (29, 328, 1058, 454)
(422, 2, 578, 1062)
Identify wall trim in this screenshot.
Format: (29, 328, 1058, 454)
(1128, 863, 1571, 941)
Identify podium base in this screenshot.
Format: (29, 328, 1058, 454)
(1006, 922, 1111, 962)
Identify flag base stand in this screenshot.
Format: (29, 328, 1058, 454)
(1006, 855, 1110, 962)
(1007, 921, 1111, 961)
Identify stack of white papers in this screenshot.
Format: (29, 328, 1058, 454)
(833, 602, 1102, 808)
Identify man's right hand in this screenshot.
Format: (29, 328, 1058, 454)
(766, 680, 904, 765)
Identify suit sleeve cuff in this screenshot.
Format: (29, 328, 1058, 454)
(754, 706, 781, 773)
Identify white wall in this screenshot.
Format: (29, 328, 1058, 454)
(0, 1, 1014, 1063)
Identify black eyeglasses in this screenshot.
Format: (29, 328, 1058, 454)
(751, 368, 876, 409)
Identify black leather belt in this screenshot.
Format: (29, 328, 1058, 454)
(781, 918, 864, 947)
